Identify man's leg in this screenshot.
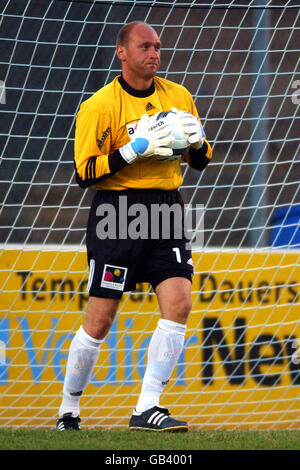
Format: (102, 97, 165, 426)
(130, 277, 192, 432)
(57, 296, 120, 430)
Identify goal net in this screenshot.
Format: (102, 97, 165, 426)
(0, 0, 299, 429)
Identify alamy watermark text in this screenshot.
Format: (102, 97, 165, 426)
(95, 196, 204, 249)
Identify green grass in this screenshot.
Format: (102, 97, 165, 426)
(0, 429, 299, 450)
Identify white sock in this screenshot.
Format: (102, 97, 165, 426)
(59, 326, 104, 418)
(135, 319, 186, 414)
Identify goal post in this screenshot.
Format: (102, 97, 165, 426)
(0, 0, 300, 429)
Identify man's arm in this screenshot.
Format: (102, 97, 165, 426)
(74, 107, 128, 189)
(74, 108, 174, 189)
(170, 105, 213, 172)
(183, 138, 213, 171)
(74, 149, 129, 189)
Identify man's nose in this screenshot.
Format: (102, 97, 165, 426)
(149, 47, 159, 59)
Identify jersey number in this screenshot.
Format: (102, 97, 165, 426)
(172, 247, 182, 263)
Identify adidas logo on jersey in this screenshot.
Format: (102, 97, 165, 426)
(145, 102, 155, 111)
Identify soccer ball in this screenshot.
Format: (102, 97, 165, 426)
(149, 110, 190, 159)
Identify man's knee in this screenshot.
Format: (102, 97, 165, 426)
(161, 292, 192, 324)
(175, 295, 192, 323)
(83, 296, 120, 340)
(87, 313, 113, 338)
(155, 277, 192, 324)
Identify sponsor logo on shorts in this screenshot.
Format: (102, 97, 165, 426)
(100, 264, 128, 291)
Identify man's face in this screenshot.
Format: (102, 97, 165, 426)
(117, 25, 161, 80)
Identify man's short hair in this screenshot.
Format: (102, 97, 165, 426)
(116, 21, 156, 46)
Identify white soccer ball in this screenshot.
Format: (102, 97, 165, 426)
(149, 110, 190, 159)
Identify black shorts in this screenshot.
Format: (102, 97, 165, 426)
(86, 188, 193, 298)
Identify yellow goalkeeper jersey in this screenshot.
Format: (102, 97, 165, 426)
(74, 75, 212, 191)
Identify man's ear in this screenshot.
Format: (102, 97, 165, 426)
(116, 45, 126, 62)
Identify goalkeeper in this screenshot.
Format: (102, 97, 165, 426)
(57, 21, 212, 432)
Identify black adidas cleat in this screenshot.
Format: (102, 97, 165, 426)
(129, 406, 188, 432)
(56, 413, 81, 431)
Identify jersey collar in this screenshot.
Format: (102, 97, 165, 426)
(118, 75, 155, 98)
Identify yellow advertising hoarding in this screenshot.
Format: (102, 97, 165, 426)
(0, 247, 299, 429)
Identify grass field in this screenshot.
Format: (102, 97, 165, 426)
(0, 429, 299, 451)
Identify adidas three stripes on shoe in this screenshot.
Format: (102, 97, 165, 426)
(56, 413, 81, 431)
(129, 406, 188, 432)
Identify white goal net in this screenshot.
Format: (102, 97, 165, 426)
(0, 0, 300, 429)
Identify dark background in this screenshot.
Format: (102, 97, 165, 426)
(0, 0, 299, 247)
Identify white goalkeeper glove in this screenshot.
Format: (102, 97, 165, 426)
(119, 114, 174, 164)
(171, 107, 205, 149)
